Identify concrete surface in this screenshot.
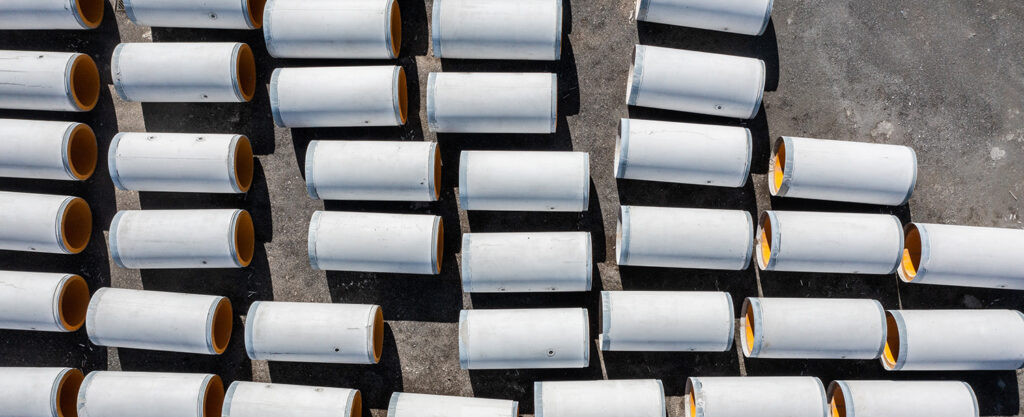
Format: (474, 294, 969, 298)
(1, 0, 1023, 415)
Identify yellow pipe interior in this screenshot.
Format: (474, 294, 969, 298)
(350, 390, 363, 417)
(882, 311, 900, 369)
(56, 368, 84, 417)
(689, 393, 696, 417)
(829, 384, 847, 417)
(211, 298, 233, 354)
(67, 124, 98, 180)
(390, 1, 402, 57)
(397, 67, 408, 124)
(236, 44, 257, 102)
(234, 211, 256, 267)
(70, 55, 100, 111)
(58, 275, 90, 331)
(234, 136, 255, 192)
(758, 214, 773, 267)
(771, 140, 786, 193)
(744, 302, 756, 354)
(435, 221, 444, 273)
(75, 0, 104, 28)
(247, 0, 267, 29)
(60, 198, 92, 254)
(901, 225, 921, 280)
(432, 147, 442, 200)
(372, 307, 384, 363)
(202, 375, 225, 417)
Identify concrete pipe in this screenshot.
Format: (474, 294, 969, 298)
(599, 291, 733, 352)
(459, 308, 589, 369)
(427, 72, 557, 133)
(882, 309, 1024, 371)
(0, 271, 89, 332)
(109, 209, 255, 269)
(0, 367, 84, 417)
(78, 372, 224, 417)
(112, 42, 256, 103)
(224, 381, 361, 417)
(387, 392, 517, 417)
(264, 0, 400, 59)
(828, 380, 978, 417)
(899, 223, 1024, 290)
(109, 132, 254, 194)
(756, 211, 903, 274)
(461, 232, 592, 293)
(0, 0, 103, 29)
(431, 0, 561, 61)
(769, 136, 918, 206)
(0, 119, 97, 181)
(741, 297, 885, 359)
(615, 118, 751, 187)
(0, 192, 91, 255)
(123, 0, 265, 29)
(617, 206, 753, 270)
(305, 140, 439, 202)
(308, 211, 442, 274)
(86, 288, 232, 355)
(245, 301, 383, 364)
(271, 66, 407, 128)
(685, 377, 828, 417)
(0, 51, 99, 112)
(627, 45, 764, 119)
(534, 380, 666, 417)
(635, 0, 773, 36)
(459, 151, 589, 212)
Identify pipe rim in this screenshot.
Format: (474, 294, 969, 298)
(429, 142, 441, 201)
(881, 310, 907, 370)
(757, 0, 775, 36)
(615, 206, 630, 265)
(349, 390, 362, 417)
(457, 151, 469, 209)
(827, 381, 850, 417)
(74, 0, 104, 29)
(900, 147, 919, 204)
(685, 378, 702, 417)
(430, 0, 442, 57)
(393, 66, 409, 125)
(68, 54, 100, 111)
(898, 223, 925, 283)
(111, 44, 130, 101)
(64, 123, 98, 180)
(57, 275, 90, 331)
(426, 73, 439, 130)
(55, 368, 84, 417)
(369, 306, 384, 363)
(233, 43, 257, 102)
(740, 297, 763, 357)
(202, 375, 225, 417)
(553, 0, 563, 60)
(59, 197, 92, 254)
(232, 136, 255, 193)
(754, 211, 777, 270)
(209, 297, 233, 354)
(634, 0, 650, 21)
(269, 69, 285, 127)
(432, 216, 444, 274)
(387, 0, 401, 58)
(246, 0, 267, 29)
(579, 308, 591, 365)
(748, 59, 766, 119)
(243, 301, 261, 359)
(549, 73, 558, 133)
(308, 211, 322, 270)
(613, 119, 630, 178)
(626, 45, 644, 106)
(768, 137, 791, 196)
(232, 210, 255, 267)
(304, 140, 320, 199)
(579, 153, 590, 210)
(740, 128, 754, 185)
(221, 381, 240, 416)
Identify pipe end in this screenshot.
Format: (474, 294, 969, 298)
(58, 275, 90, 332)
(233, 210, 256, 267)
(65, 123, 97, 181)
(60, 197, 92, 254)
(69, 54, 100, 111)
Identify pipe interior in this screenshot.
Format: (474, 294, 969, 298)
(61, 198, 92, 254)
(882, 311, 901, 369)
(757, 214, 773, 267)
(76, 0, 104, 28)
(372, 307, 384, 362)
(236, 44, 257, 102)
(234, 210, 256, 267)
(234, 136, 255, 192)
(901, 225, 921, 281)
(743, 302, 756, 354)
(828, 384, 847, 417)
(771, 139, 786, 193)
(435, 220, 444, 273)
(211, 298, 233, 354)
(685, 385, 696, 417)
(432, 147, 442, 200)
(389, 1, 402, 57)
(70, 55, 100, 111)
(67, 124, 98, 180)
(56, 369, 84, 417)
(247, 0, 267, 29)
(59, 276, 90, 331)
(202, 375, 225, 417)
(398, 67, 409, 124)
(350, 390, 363, 417)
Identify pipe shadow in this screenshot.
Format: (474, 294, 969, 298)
(398, 0, 429, 57)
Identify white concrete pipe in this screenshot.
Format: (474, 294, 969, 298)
(635, 0, 773, 36)
(459, 308, 589, 369)
(616, 206, 753, 270)
(78, 371, 224, 417)
(427, 72, 557, 133)
(245, 301, 383, 364)
(461, 232, 591, 293)
(828, 380, 979, 417)
(0, 367, 84, 417)
(86, 288, 232, 355)
(686, 377, 828, 417)
(431, 0, 561, 61)
(627, 45, 764, 119)
(0, 271, 90, 332)
(599, 291, 734, 352)
(109, 132, 254, 194)
(534, 380, 666, 417)
(271, 66, 407, 128)
(740, 297, 885, 359)
(123, 0, 265, 29)
(459, 151, 589, 212)
(0, 0, 103, 29)
(308, 211, 442, 275)
(109, 209, 255, 269)
(0, 192, 91, 255)
(769, 136, 918, 206)
(899, 223, 1024, 290)
(387, 392, 517, 417)
(0, 119, 97, 181)
(756, 211, 903, 274)
(615, 118, 751, 187)
(882, 309, 1024, 371)
(112, 42, 256, 103)
(264, 0, 400, 59)
(0, 51, 100, 112)
(224, 381, 361, 417)
(305, 140, 439, 202)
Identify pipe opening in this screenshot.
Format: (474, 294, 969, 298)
(247, 0, 267, 29)
(397, 67, 408, 124)
(56, 369, 84, 417)
(372, 307, 384, 363)
(389, 1, 402, 57)
(70, 55, 100, 111)
(689, 393, 695, 417)
(202, 375, 225, 417)
(236, 44, 257, 102)
(828, 384, 847, 417)
(350, 390, 363, 417)
(882, 311, 901, 369)
(757, 213, 773, 268)
(435, 221, 444, 273)
(76, 0, 104, 28)
(901, 225, 921, 281)
(61, 198, 92, 254)
(234, 136, 254, 192)
(234, 210, 255, 267)
(684, 384, 696, 417)
(433, 147, 442, 200)
(770, 139, 786, 194)
(58, 275, 90, 331)
(743, 302, 755, 354)
(211, 298, 233, 354)
(67, 124, 98, 180)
